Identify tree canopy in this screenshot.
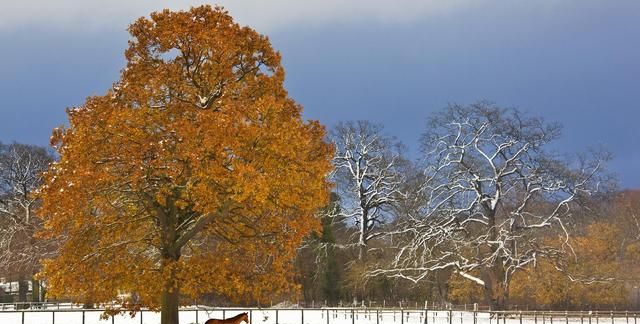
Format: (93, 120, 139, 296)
(37, 6, 332, 323)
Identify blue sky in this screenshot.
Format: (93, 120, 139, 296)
(0, 1, 638, 187)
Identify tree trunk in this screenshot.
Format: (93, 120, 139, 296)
(482, 269, 509, 310)
(161, 281, 180, 324)
(482, 209, 510, 310)
(17, 275, 28, 309)
(358, 243, 366, 262)
(31, 279, 40, 303)
(357, 203, 369, 262)
(82, 295, 95, 309)
(160, 250, 181, 324)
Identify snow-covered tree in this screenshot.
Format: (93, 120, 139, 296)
(0, 142, 55, 303)
(330, 121, 406, 261)
(372, 102, 611, 309)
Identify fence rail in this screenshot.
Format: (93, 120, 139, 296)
(1, 301, 83, 310)
(2, 307, 640, 324)
(0, 302, 493, 311)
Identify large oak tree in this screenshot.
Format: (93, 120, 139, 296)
(38, 6, 332, 324)
(372, 102, 609, 309)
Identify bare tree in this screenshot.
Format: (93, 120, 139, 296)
(0, 142, 55, 303)
(330, 121, 406, 261)
(371, 102, 611, 309)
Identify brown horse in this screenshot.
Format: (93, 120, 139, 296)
(205, 312, 249, 324)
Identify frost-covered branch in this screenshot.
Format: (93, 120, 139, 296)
(330, 121, 407, 261)
(0, 142, 56, 276)
(372, 102, 611, 309)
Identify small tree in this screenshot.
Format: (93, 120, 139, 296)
(296, 193, 345, 306)
(0, 142, 55, 304)
(372, 102, 610, 309)
(330, 121, 406, 261)
(38, 6, 332, 324)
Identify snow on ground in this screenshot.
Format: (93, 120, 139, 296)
(0, 309, 636, 324)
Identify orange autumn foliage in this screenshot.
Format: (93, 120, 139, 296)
(509, 223, 628, 308)
(37, 5, 332, 321)
(448, 221, 634, 309)
(447, 271, 484, 304)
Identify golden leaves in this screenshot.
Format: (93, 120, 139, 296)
(509, 223, 630, 307)
(38, 5, 332, 310)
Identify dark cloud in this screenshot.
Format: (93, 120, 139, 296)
(0, 1, 638, 186)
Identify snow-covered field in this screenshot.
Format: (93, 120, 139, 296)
(0, 308, 636, 324)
